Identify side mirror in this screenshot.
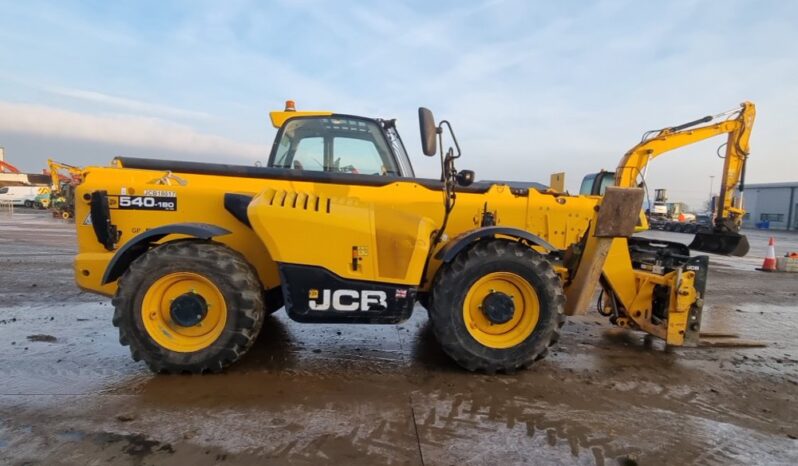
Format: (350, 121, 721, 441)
(418, 107, 437, 156)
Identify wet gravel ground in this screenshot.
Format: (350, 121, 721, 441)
(1, 209, 797, 465)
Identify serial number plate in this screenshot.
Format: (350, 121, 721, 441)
(117, 195, 177, 211)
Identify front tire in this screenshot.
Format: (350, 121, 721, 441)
(112, 240, 265, 373)
(430, 240, 565, 372)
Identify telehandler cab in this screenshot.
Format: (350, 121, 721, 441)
(73, 101, 755, 373)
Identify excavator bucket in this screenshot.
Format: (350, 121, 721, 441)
(689, 230, 750, 257)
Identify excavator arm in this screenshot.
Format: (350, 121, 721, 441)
(613, 102, 756, 256)
(47, 159, 82, 190)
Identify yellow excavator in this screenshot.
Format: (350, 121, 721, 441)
(580, 101, 755, 256)
(46, 159, 83, 219)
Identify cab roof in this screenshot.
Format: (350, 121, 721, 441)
(269, 100, 332, 128)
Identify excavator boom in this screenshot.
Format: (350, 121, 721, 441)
(47, 158, 82, 190)
(614, 102, 756, 256)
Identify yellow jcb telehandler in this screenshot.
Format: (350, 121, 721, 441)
(72, 101, 755, 373)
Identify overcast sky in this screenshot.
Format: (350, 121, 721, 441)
(0, 0, 796, 209)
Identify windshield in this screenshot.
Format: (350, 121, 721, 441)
(270, 117, 400, 176)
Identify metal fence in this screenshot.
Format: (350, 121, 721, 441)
(0, 199, 13, 216)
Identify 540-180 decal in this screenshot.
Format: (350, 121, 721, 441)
(110, 195, 178, 211)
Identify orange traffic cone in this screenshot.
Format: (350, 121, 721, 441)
(758, 237, 777, 272)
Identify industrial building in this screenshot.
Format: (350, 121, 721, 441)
(741, 182, 798, 231)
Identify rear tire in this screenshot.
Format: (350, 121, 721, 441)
(23, 200, 32, 208)
(430, 240, 565, 372)
(416, 292, 431, 312)
(112, 240, 265, 373)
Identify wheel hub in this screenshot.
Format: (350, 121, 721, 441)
(170, 292, 208, 327)
(481, 291, 515, 324)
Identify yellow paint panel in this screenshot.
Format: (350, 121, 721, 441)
(75, 165, 601, 295)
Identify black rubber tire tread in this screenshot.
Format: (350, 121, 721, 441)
(262, 286, 285, 315)
(112, 240, 265, 374)
(416, 292, 431, 312)
(429, 239, 565, 372)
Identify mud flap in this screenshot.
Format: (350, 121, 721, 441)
(689, 230, 749, 257)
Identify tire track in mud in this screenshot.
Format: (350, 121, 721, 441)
(409, 389, 641, 465)
(0, 396, 423, 465)
(403, 357, 798, 465)
(266, 421, 419, 464)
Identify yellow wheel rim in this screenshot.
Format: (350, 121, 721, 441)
(141, 272, 227, 353)
(463, 272, 540, 349)
(61, 211, 71, 219)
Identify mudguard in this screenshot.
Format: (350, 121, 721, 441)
(101, 223, 230, 284)
(435, 226, 558, 262)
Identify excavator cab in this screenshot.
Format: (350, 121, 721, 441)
(581, 170, 651, 233)
(579, 171, 615, 196)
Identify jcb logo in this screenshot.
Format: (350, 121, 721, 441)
(308, 289, 387, 311)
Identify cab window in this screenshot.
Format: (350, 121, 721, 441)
(293, 137, 324, 171)
(333, 137, 384, 174)
(270, 117, 399, 176)
(579, 172, 615, 195)
(579, 174, 597, 195)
